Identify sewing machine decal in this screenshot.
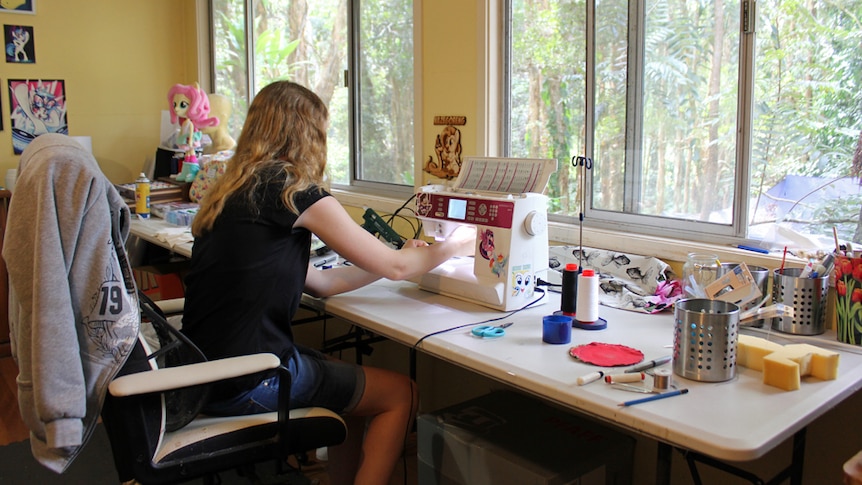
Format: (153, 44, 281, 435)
(511, 265, 534, 298)
(479, 229, 508, 277)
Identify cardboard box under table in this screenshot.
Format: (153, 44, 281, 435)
(418, 391, 634, 485)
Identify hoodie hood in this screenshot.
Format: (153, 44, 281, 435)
(18, 133, 99, 176)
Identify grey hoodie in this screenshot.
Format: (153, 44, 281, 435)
(3, 134, 140, 473)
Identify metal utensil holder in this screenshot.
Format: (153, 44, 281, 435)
(718, 263, 770, 313)
(673, 298, 740, 382)
(771, 268, 828, 335)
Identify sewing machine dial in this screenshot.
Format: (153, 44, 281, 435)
(524, 210, 547, 236)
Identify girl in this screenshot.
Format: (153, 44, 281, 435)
(181, 80, 475, 485)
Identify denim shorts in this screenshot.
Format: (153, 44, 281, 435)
(203, 345, 365, 416)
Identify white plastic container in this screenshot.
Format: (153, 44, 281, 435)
(576, 269, 599, 323)
(5, 169, 17, 193)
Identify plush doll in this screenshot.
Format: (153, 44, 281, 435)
(201, 93, 236, 154)
(168, 83, 218, 181)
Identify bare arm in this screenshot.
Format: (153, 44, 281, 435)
(297, 197, 475, 297)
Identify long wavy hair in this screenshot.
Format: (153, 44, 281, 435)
(167, 83, 219, 129)
(192, 81, 329, 236)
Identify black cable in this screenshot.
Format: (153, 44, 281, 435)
(536, 277, 561, 289)
(389, 193, 417, 222)
(385, 193, 422, 241)
(410, 288, 547, 351)
(400, 378, 414, 485)
(400, 287, 547, 483)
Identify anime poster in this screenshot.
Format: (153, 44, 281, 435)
(8, 79, 67, 154)
(4, 25, 35, 63)
(0, 1, 35, 15)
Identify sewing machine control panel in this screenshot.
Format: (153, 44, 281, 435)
(417, 192, 515, 229)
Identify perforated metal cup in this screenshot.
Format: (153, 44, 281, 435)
(673, 298, 740, 382)
(718, 263, 770, 312)
(771, 268, 828, 335)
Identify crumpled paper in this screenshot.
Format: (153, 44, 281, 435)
(155, 226, 193, 248)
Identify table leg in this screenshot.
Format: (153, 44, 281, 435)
(789, 428, 806, 485)
(656, 441, 672, 485)
(672, 427, 807, 485)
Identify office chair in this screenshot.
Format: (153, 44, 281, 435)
(101, 292, 348, 484)
(4, 134, 347, 484)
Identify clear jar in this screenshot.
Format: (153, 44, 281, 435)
(682, 252, 720, 298)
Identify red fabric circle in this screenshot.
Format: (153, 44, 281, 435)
(568, 342, 644, 367)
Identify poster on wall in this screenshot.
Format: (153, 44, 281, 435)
(8, 79, 67, 154)
(422, 115, 467, 184)
(4, 25, 35, 63)
(0, 1, 35, 15)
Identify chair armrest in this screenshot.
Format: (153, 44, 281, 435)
(155, 297, 185, 315)
(108, 353, 281, 397)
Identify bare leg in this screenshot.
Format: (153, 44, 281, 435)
(328, 366, 417, 485)
(327, 415, 366, 485)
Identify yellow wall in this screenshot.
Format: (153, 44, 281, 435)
(419, 2, 479, 184)
(0, 0, 197, 183)
(0, 0, 477, 187)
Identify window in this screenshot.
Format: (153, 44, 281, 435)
(209, 0, 414, 191)
(508, 0, 862, 247)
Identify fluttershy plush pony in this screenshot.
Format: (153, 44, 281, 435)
(168, 83, 219, 181)
(201, 93, 236, 154)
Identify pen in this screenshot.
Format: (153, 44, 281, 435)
(618, 388, 689, 407)
(576, 371, 604, 386)
(313, 256, 337, 268)
(625, 355, 672, 373)
(736, 244, 769, 254)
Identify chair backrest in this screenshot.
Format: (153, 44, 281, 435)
(137, 291, 211, 431)
(100, 290, 214, 482)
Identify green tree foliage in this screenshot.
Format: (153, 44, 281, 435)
(212, 0, 413, 187)
(511, 0, 862, 241)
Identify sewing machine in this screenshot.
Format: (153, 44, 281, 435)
(414, 157, 557, 311)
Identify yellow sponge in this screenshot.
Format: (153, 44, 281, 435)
(761, 343, 840, 391)
(737, 335, 783, 371)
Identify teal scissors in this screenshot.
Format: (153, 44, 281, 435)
(471, 322, 513, 339)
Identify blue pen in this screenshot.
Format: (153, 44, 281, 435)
(618, 388, 689, 407)
(737, 244, 769, 254)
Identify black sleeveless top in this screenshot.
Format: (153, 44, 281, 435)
(182, 169, 329, 377)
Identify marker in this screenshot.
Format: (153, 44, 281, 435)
(314, 256, 337, 268)
(736, 244, 769, 254)
(576, 371, 604, 386)
(625, 355, 672, 373)
(618, 388, 689, 407)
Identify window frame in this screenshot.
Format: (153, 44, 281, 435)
(202, 0, 416, 201)
(502, 0, 762, 246)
